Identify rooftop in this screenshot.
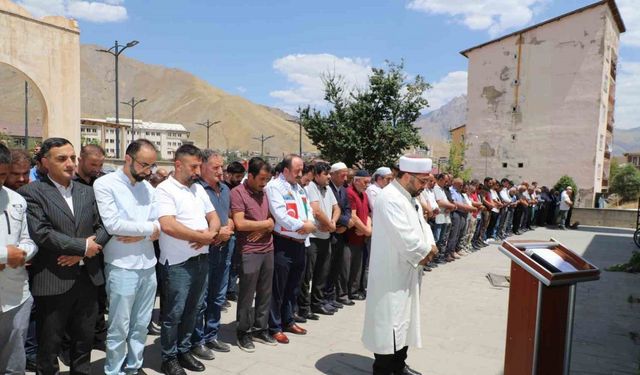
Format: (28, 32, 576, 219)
(460, 0, 625, 57)
(82, 117, 188, 132)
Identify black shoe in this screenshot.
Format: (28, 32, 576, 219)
(148, 321, 161, 336)
(337, 297, 354, 306)
(223, 300, 231, 308)
(205, 339, 231, 353)
(304, 312, 320, 320)
(427, 261, 437, 268)
(177, 352, 205, 372)
(226, 293, 238, 302)
(161, 359, 187, 375)
(396, 365, 422, 375)
(93, 341, 106, 352)
(423, 266, 432, 272)
(330, 300, 343, 309)
(293, 313, 307, 323)
(350, 293, 365, 301)
(58, 350, 70, 367)
(237, 333, 256, 352)
(25, 358, 36, 372)
(312, 306, 335, 315)
(190, 344, 215, 360)
(252, 330, 277, 346)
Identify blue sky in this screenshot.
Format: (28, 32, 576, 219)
(17, 0, 640, 128)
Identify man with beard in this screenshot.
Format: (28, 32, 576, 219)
(362, 156, 437, 375)
(74, 144, 105, 186)
(94, 139, 160, 375)
(155, 144, 221, 375)
(5, 149, 31, 191)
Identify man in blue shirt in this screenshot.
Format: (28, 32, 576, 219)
(191, 150, 235, 360)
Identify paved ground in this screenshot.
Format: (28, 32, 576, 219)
(58, 226, 640, 374)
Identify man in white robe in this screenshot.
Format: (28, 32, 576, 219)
(362, 156, 438, 375)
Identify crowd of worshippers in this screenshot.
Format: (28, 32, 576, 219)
(417, 175, 575, 269)
(0, 137, 577, 375)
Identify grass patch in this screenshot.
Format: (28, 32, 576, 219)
(606, 251, 640, 273)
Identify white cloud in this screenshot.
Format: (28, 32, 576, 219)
(614, 60, 640, 130)
(17, 0, 127, 23)
(617, 0, 640, 47)
(236, 86, 247, 93)
(425, 70, 468, 111)
(270, 53, 372, 112)
(406, 0, 548, 36)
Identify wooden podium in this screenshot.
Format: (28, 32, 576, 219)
(498, 239, 599, 375)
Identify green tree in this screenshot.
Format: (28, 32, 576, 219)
(553, 175, 578, 193)
(299, 61, 429, 171)
(609, 158, 621, 182)
(610, 164, 640, 201)
(446, 141, 471, 180)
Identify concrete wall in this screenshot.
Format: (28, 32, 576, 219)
(464, 3, 621, 208)
(0, 0, 81, 147)
(572, 207, 636, 228)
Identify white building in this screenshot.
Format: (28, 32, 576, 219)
(81, 118, 190, 160)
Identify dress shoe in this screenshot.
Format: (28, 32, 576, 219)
(93, 341, 107, 352)
(337, 297, 355, 306)
(350, 293, 366, 301)
(445, 255, 456, 262)
(427, 261, 438, 268)
(161, 359, 187, 375)
(284, 323, 307, 335)
(395, 365, 422, 375)
(293, 313, 307, 323)
(205, 339, 231, 353)
(237, 333, 256, 352)
(433, 257, 446, 264)
(226, 293, 238, 302)
(25, 358, 36, 372)
(272, 332, 290, 344)
(177, 352, 205, 372)
(453, 253, 462, 259)
(58, 350, 70, 367)
(252, 330, 277, 346)
(423, 266, 432, 272)
(304, 312, 320, 320)
(147, 321, 161, 336)
(330, 300, 344, 309)
(312, 306, 335, 315)
(190, 344, 215, 361)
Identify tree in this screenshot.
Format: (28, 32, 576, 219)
(299, 61, 429, 171)
(553, 175, 578, 194)
(609, 158, 621, 182)
(610, 164, 640, 201)
(446, 141, 471, 180)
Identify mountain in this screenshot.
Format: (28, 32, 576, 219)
(414, 95, 467, 159)
(612, 127, 640, 155)
(0, 44, 313, 156)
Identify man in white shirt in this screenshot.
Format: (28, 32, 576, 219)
(0, 143, 38, 374)
(433, 174, 456, 262)
(300, 161, 340, 318)
(366, 167, 393, 212)
(94, 139, 160, 375)
(558, 187, 573, 230)
(265, 154, 316, 344)
(156, 144, 220, 375)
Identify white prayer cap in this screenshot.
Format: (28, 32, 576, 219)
(566, 186, 573, 190)
(373, 167, 392, 178)
(330, 162, 348, 173)
(399, 156, 432, 174)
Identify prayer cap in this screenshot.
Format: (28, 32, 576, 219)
(398, 156, 432, 174)
(330, 162, 348, 173)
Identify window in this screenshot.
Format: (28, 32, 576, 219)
(502, 163, 507, 168)
(518, 163, 524, 168)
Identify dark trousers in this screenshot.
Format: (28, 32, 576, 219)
(486, 211, 499, 239)
(373, 346, 408, 375)
(446, 212, 466, 255)
(359, 239, 370, 294)
(237, 251, 274, 334)
(227, 236, 240, 298)
(298, 238, 331, 315)
(35, 269, 98, 375)
(513, 206, 524, 233)
(325, 234, 346, 302)
(346, 242, 365, 297)
(269, 236, 306, 333)
(25, 299, 38, 362)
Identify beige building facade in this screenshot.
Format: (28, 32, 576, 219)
(0, 0, 81, 146)
(461, 0, 624, 207)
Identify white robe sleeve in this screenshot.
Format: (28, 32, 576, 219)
(385, 200, 431, 268)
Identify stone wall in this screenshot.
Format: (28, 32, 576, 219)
(571, 208, 636, 229)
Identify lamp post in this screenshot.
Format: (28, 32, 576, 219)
(24, 81, 28, 150)
(121, 97, 147, 143)
(252, 134, 274, 156)
(97, 40, 140, 158)
(196, 119, 221, 149)
(286, 119, 302, 155)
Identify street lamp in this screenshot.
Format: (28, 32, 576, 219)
(121, 97, 147, 143)
(196, 119, 221, 149)
(286, 119, 302, 156)
(252, 134, 274, 156)
(97, 40, 140, 158)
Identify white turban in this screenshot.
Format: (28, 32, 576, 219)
(398, 156, 432, 174)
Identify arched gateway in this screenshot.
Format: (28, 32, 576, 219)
(0, 0, 81, 146)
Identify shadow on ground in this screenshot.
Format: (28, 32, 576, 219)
(315, 353, 373, 374)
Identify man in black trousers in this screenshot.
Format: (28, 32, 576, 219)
(19, 138, 111, 375)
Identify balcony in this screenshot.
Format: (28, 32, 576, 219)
(604, 150, 611, 160)
(602, 179, 609, 188)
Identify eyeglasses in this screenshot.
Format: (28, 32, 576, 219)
(410, 173, 429, 185)
(134, 159, 158, 173)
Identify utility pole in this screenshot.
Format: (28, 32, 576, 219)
(24, 81, 28, 150)
(286, 119, 303, 155)
(196, 119, 221, 149)
(252, 134, 274, 156)
(121, 97, 147, 143)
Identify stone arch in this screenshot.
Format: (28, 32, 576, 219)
(0, 0, 81, 146)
